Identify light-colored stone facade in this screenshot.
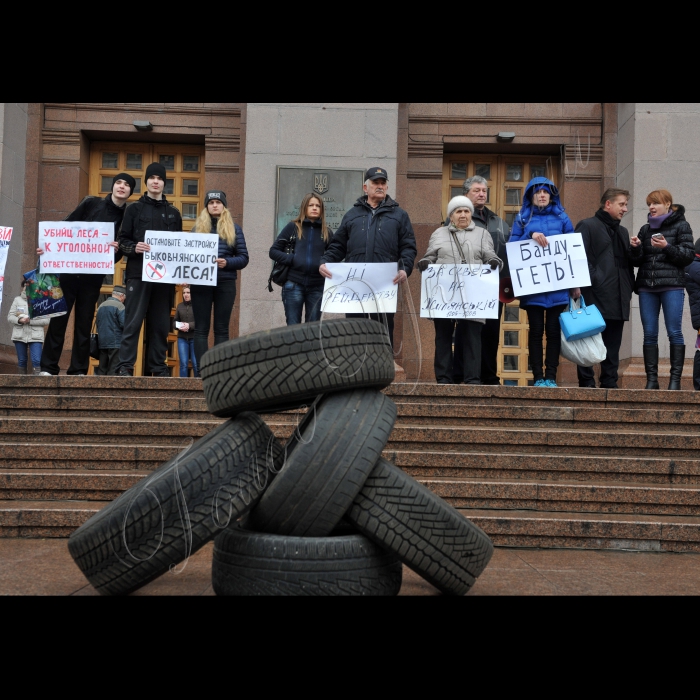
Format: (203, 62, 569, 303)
(240, 103, 399, 335)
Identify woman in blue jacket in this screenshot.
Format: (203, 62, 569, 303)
(190, 190, 249, 371)
(270, 193, 332, 325)
(510, 178, 579, 387)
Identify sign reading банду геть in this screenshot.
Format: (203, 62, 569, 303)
(275, 167, 365, 239)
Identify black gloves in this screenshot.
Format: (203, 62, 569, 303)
(417, 259, 430, 273)
(489, 259, 499, 270)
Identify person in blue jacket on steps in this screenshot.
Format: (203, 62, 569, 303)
(510, 177, 580, 387)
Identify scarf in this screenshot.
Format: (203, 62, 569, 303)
(648, 211, 673, 230)
(595, 209, 628, 269)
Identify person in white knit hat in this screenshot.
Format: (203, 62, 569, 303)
(417, 195, 503, 384)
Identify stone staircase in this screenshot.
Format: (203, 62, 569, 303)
(1, 376, 699, 552)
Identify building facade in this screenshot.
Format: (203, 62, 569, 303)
(1, 103, 698, 382)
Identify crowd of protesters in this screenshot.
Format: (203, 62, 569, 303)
(11, 161, 699, 390)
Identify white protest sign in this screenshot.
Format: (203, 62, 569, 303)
(38, 221, 115, 274)
(0, 226, 13, 308)
(420, 264, 499, 319)
(322, 262, 398, 314)
(142, 231, 219, 286)
(506, 233, 590, 297)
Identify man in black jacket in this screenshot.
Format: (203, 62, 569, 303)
(115, 163, 182, 377)
(453, 175, 511, 385)
(319, 167, 417, 349)
(575, 188, 633, 389)
(37, 173, 135, 376)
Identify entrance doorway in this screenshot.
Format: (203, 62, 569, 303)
(442, 155, 560, 386)
(87, 142, 205, 376)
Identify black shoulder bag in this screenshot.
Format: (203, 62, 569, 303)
(267, 232, 297, 292)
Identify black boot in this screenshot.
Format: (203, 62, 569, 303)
(668, 344, 686, 391)
(643, 345, 659, 390)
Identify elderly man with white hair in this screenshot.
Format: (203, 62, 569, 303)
(417, 196, 503, 385)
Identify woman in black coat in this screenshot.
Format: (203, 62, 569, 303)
(630, 189, 695, 390)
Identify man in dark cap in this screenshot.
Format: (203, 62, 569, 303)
(319, 166, 417, 349)
(36, 173, 135, 376)
(95, 285, 127, 376)
(115, 162, 182, 377)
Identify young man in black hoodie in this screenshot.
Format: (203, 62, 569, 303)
(37, 173, 135, 376)
(115, 162, 182, 377)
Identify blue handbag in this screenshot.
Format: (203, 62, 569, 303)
(559, 295, 606, 342)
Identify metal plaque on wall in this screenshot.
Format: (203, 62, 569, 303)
(275, 167, 365, 239)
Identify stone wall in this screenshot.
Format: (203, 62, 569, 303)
(0, 103, 28, 372)
(239, 103, 399, 335)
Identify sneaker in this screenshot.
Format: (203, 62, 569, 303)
(534, 379, 547, 387)
(544, 379, 558, 388)
(115, 370, 132, 377)
(36, 371, 54, 377)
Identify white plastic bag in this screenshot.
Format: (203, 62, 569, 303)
(560, 330, 607, 367)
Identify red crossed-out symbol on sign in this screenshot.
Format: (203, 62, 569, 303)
(146, 262, 167, 280)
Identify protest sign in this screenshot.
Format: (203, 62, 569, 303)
(38, 221, 114, 274)
(142, 231, 219, 286)
(506, 233, 591, 297)
(322, 262, 398, 314)
(420, 264, 499, 319)
(0, 226, 12, 309)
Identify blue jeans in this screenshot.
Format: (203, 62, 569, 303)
(282, 282, 323, 325)
(15, 341, 43, 368)
(178, 337, 198, 378)
(639, 289, 686, 345)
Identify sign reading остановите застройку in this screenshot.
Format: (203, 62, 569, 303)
(142, 231, 219, 286)
(322, 262, 398, 314)
(420, 264, 499, 319)
(38, 221, 115, 274)
(506, 233, 591, 297)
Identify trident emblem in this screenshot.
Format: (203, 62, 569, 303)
(314, 174, 329, 195)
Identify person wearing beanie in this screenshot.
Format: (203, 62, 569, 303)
(35, 173, 134, 376)
(509, 177, 577, 388)
(417, 195, 503, 385)
(574, 188, 634, 389)
(630, 189, 695, 390)
(115, 162, 183, 377)
(95, 285, 127, 376)
(189, 191, 249, 372)
(685, 239, 700, 391)
(319, 167, 417, 351)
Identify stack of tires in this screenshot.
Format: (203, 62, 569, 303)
(68, 319, 493, 596)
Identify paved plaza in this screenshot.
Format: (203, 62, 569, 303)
(2, 539, 700, 596)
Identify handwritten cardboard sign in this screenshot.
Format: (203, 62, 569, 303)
(142, 231, 219, 286)
(322, 262, 398, 314)
(38, 221, 115, 274)
(0, 226, 13, 308)
(420, 264, 499, 319)
(506, 233, 590, 297)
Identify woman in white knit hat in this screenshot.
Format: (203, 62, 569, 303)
(417, 196, 503, 384)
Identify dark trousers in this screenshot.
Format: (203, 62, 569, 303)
(191, 279, 237, 371)
(527, 305, 566, 381)
(346, 312, 395, 350)
(40, 273, 104, 375)
(694, 350, 700, 391)
(116, 279, 173, 376)
(577, 319, 625, 388)
(96, 348, 120, 376)
(453, 305, 503, 385)
(434, 318, 481, 384)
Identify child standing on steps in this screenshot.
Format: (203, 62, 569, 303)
(7, 279, 50, 375)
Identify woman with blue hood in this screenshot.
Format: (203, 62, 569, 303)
(510, 177, 579, 387)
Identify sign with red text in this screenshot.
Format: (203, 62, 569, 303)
(322, 262, 398, 314)
(0, 226, 13, 308)
(420, 264, 499, 319)
(142, 231, 219, 286)
(38, 221, 114, 274)
(506, 233, 590, 297)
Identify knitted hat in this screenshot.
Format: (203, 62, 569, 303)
(204, 190, 228, 208)
(112, 173, 136, 196)
(447, 196, 474, 219)
(144, 162, 167, 183)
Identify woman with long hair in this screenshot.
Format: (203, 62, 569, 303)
(7, 279, 50, 375)
(189, 190, 249, 372)
(630, 189, 695, 390)
(510, 177, 578, 388)
(269, 192, 333, 325)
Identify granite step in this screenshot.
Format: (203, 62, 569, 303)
(421, 476, 700, 516)
(0, 499, 107, 537)
(390, 450, 700, 485)
(462, 508, 700, 553)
